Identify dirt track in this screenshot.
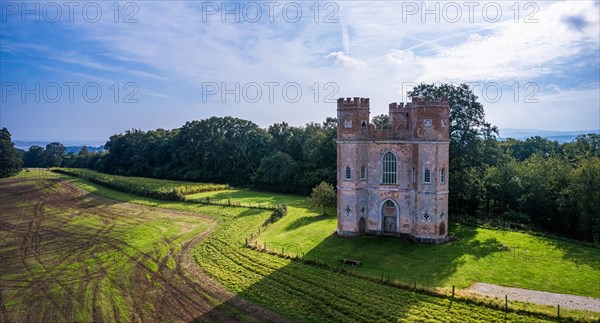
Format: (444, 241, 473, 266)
(0, 177, 288, 322)
(467, 282, 600, 313)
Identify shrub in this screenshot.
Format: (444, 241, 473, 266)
(270, 204, 288, 223)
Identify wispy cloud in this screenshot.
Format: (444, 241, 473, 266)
(1, 0, 598, 140)
(416, 1, 599, 82)
(326, 51, 367, 69)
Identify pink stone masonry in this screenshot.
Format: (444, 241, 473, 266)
(336, 97, 450, 244)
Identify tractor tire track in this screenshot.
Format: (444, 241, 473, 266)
(1, 177, 288, 322)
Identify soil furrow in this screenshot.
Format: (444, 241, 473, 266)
(0, 177, 287, 322)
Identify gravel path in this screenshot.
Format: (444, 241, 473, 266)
(467, 283, 600, 312)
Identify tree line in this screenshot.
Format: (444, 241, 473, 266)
(3, 84, 599, 242)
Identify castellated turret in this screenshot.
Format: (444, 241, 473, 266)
(336, 97, 370, 141)
(336, 96, 450, 244)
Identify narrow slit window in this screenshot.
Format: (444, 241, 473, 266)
(360, 165, 367, 180)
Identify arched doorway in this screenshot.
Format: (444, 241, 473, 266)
(380, 200, 398, 235)
(358, 217, 366, 235)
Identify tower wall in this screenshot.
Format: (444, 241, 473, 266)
(336, 96, 450, 244)
(337, 97, 370, 141)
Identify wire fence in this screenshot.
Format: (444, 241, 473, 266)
(241, 219, 597, 321)
(2, 170, 594, 320)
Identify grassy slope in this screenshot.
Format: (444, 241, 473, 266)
(192, 188, 600, 299)
(0, 172, 209, 321)
(260, 211, 600, 298)
(30, 170, 598, 321)
(54, 168, 229, 196)
(188, 189, 337, 251)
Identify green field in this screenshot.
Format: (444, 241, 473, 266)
(187, 188, 309, 207)
(4, 169, 598, 322)
(185, 184, 600, 299)
(188, 188, 337, 249)
(0, 173, 220, 321)
(262, 216, 600, 296)
(52, 168, 229, 198)
(61, 171, 600, 320)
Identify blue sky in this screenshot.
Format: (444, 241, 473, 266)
(1, 0, 599, 142)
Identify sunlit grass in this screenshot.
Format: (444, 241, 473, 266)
(259, 210, 600, 298)
(48, 170, 599, 321)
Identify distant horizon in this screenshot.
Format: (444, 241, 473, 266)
(11, 128, 600, 142)
(2, 1, 598, 142)
(12, 127, 599, 149)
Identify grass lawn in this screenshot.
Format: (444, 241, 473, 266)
(187, 188, 309, 207)
(259, 207, 600, 298)
(47, 169, 599, 299)
(182, 183, 600, 298)
(37, 170, 598, 321)
(188, 188, 338, 251)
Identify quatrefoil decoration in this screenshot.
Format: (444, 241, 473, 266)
(344, 205, 352, 216)
(423, 212, 430, 221)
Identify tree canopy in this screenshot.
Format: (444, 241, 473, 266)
(409, 83, 498, 214)
(0, 128, 22, 178)
(309, 181, 336, 215)
(14, 85, 600, 243)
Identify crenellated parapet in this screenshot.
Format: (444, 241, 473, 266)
(337, 97, 370, 109)
(388, 102, 412, 111)
(337, 96, 449, 141)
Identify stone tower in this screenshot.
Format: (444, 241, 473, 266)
(336, 96, 450, 244)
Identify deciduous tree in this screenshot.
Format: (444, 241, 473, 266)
(309, 181, 336, 215)
(0, 128, 23, 178)
(409, 83, 497, 215)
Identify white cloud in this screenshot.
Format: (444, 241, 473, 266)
(326, 51, 367, 69)
(416, 1, 600, 82)
(2, 0, 598, 136)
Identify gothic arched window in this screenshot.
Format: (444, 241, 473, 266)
(345, 165, 352, 180)
(382, 152, 397, 184)
(424, 168, 431, 183)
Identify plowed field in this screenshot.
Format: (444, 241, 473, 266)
(0, 177, 284, 322)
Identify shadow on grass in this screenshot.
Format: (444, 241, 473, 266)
(235, 208, 269, 218)
(300, 223, 505, 288)
(283, 214, 331, 232)
(541, 236, 600, 271)
(193, 237, 547, 323)
(193, 260, 436, 322)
